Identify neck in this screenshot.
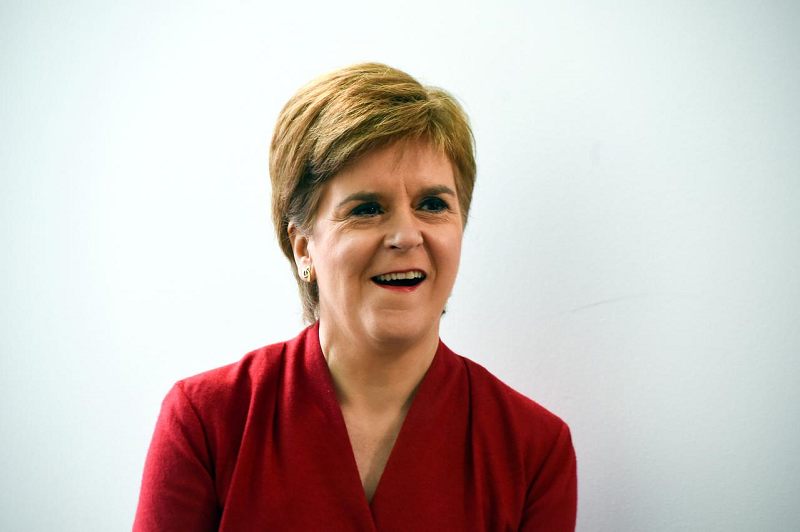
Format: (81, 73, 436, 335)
(318, 318, 440, 416)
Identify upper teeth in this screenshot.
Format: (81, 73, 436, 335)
(376, 271, 424, 281)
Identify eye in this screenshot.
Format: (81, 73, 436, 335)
(350, 202, 383, 217)
(419, 197, 449, 212)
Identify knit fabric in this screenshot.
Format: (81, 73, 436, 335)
(134, 322, 577, 531)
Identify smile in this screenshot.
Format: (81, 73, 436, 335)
(371, 270, 426, 291)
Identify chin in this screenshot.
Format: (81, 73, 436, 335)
(363, 310, 438, 347)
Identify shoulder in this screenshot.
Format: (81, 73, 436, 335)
(167, 323, 317, 429)
(454, 353, 573, 471)
(154, 331, 307, 471)
(174, 339, 287, 412)
(460, 355, 567, 432)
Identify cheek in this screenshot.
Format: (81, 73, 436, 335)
(326, 234, 374, 282)
(434, 229, 463, 274)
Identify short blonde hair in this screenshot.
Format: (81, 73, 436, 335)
(269, 62, 476, 323)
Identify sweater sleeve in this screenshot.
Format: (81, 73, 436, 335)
(518, 421, 578, 532)
(133, 383, 220, 532)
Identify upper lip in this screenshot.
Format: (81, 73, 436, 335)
(372, 268, 427, 277)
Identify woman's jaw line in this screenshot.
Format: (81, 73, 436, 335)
(318, 309, 443, 359)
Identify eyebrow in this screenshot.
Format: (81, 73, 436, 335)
(335, 185, 456, 209)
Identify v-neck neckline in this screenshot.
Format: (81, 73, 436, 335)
(305, 321, 447, 522)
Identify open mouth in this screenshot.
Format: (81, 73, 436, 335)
(371, 271, 426, 288)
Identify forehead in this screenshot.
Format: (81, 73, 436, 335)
(323, 139, 456, 199)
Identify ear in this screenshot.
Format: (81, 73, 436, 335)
(288, 221, 313, 280)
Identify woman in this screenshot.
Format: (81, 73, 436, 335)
(134, 63, 577, 531)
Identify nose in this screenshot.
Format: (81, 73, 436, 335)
(384, 207, 423, 251)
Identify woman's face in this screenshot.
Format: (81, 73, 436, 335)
(298, 139, 463, 348)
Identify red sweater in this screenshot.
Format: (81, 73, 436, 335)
(134, 322, 577, 531)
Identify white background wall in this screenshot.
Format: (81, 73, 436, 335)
(2, 1, 798, 530)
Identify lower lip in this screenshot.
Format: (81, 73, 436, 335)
(371, 279, 424, 292)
